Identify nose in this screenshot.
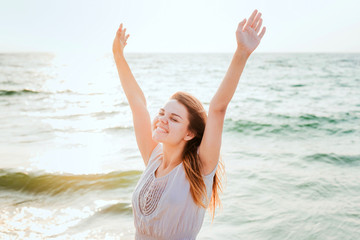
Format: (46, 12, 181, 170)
(159, 115, 168, 124)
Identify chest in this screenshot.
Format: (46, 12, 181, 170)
(134, 166, 190, 217)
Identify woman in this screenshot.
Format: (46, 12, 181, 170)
(112, 9, 266, 240)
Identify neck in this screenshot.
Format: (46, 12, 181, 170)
(161, 141, 186, 169)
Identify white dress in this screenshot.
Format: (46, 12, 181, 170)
(132, 143, 218, 240)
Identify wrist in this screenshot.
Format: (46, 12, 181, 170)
(113, 52, 125, 61)
(234, 48, 250, 60)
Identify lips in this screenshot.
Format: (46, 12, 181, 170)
(156, 125, 168, 133)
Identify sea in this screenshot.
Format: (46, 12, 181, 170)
(0, 52, 359, 239)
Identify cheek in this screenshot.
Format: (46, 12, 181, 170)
(152, 117, 159, 130)
(171, 123, 187, 135)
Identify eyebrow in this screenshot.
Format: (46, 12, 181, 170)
(159, 108, 183, 119)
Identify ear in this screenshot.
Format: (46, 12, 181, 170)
(184, 130, 195, 141)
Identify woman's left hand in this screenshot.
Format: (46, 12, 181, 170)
(236, 9, 266, 56)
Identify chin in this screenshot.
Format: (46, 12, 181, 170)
(152, 136, 162, 143)
(152, 131, 164, 143)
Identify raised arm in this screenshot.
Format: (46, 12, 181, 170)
(199, 10, 266, 175)
(113, 23, 157, 165)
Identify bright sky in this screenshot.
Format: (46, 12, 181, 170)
(1, 0, 360, 54)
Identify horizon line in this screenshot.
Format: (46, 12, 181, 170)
(1, 51, 360, 55)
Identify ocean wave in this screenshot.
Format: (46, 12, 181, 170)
(298, 114, 344, 123)
(225, 113, 358, 136)
(303, 153, 360, 166)
(0, 169, 142, 196)
(96, 202, 133, 215)
(0, 88, 91, 97)
(103, 126, 134, 132)
(265, 59, 295, 68)
(224, 119, 323, 136)
(91, 110, 121, 118)
(225, 119, 272, 134)
(47, 202, 133, 238)
(0, 89, 42, 96)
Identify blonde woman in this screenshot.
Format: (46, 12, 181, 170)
(112, 9, 266, 240)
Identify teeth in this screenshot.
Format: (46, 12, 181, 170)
(157, 127, 167, 133)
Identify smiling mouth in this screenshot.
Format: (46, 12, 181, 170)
(156, 126, 168, 133)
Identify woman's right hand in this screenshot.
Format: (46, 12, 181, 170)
(113, 23, 130, 56)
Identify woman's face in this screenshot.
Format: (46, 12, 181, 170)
(152, 99, 194, 145)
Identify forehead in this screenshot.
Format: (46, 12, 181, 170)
(162, 100, 188, 118)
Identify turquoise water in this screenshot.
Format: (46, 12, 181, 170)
(0, 52, 359, 239)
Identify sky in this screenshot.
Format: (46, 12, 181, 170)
(1, 0, 360, 54)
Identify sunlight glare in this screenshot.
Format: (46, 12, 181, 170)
(29, 145, 110, 174)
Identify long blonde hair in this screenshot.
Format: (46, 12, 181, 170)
(170, 91, 224, 219)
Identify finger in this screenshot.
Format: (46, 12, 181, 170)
(255, 18, 262, 33)
(117, 24, 123, 36)
(125, 34, 130, 41)
(245, 9, 258, 29)
(121, 28, 126, 38)
(116, 28, 121, 37)
(237, 18, 246, 32)
(251, 12, 262, 28)
(258, 26, 266, 39)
